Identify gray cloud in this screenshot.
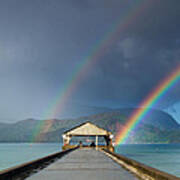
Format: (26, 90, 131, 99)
(117, 37, 147, 59)
(0, 0, 180, 121)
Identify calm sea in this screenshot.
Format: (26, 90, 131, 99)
(0, 143, 62, 171)
(0, 143, 180, 177)
(115, 144, 180, 177)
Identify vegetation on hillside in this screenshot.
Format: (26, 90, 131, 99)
(0, 109, 179, 143)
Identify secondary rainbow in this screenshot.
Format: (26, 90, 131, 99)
(115, 66, 180, 145)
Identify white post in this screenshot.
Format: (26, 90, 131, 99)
(95, 136, 98, 150)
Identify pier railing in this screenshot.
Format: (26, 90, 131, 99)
(102, 149, 180, 180)
(0, 147, 77, 180)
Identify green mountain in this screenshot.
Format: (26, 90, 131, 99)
(0, 109, 179, 143)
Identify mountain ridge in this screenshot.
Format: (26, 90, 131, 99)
(0, 108, 179, 143)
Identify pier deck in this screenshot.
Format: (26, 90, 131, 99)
(26, 148, 138, 180)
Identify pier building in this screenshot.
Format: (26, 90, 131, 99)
(62, 121, 114, 152)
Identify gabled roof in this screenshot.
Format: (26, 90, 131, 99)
(63, 121, 112, 136)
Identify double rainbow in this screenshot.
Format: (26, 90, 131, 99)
(115, 66, 180, 145)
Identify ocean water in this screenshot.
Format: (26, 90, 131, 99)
(0, 143, 180, 177)
(0, 143, 62, 171)
(115, 144, 180, 177)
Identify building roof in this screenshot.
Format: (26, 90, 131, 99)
(63, 121, 112, 136)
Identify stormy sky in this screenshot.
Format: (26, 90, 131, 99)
(0, 0, 180, 122)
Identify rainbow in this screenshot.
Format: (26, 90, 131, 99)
(31, 1, 153, 142)
(115, 66, 180, 145)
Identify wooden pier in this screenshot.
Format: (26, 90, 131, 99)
(26, 148, 138, 180)
(24, 147, 180, 180)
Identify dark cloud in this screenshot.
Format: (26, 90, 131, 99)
(0, 0, 180, 121)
